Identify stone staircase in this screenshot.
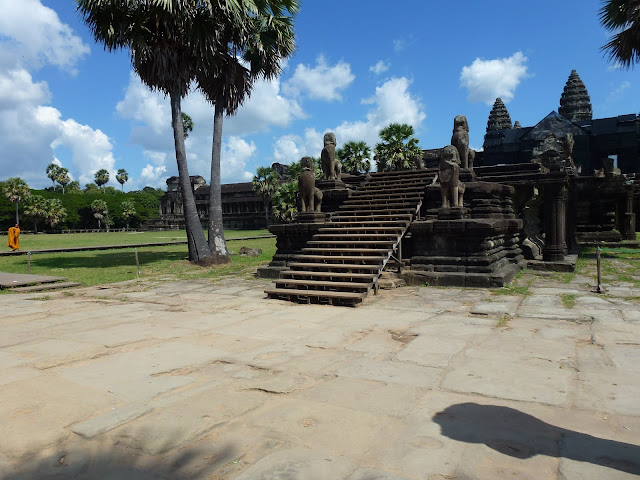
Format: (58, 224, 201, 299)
(264, 169, 438, 306)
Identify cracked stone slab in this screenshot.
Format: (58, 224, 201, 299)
(337, 358, 441, 388)
(232, 448, 356, 480)
(470, 302, 517, 316)
(71, 403, 151, 438)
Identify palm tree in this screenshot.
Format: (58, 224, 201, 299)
(197, 0, 299, 261)
(90, 199, 108, 230)
(77, 0, 225, 262)
(337, 141, 371, 175)
(46, 199, 67, 229)
(252, 166, 280, 226)
(121, 200, 137, 230)
(181, 113, 194, 139)
(374, 123, 423, 172)
(94, 169, 109, 192)
(2, 177, 31, 225)
(24, 195, 49, 233)
(116, 168, 129, 192)
(46, 163, 60, 190)
(272, 181, 298, 223)
(600, 0, 640, 68)
(56, 167, 71, 194)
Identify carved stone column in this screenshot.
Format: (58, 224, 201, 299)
(623, 184, 636, 240)
(543, 183, 568, 261)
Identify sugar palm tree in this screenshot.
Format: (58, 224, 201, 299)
(56, 167, 70, 194)
(121, 200, 136, 230)
(116, 168, 129, 191)
(374, 123, 422, 172)
(46, 163, 60, 190)
(46, 199, 67, 229)
(90, 199, 108, 230)
(2, 177, 31, 225)
(272, 181, 298, 223)
(600, 0, 640, 68)
(197, 0, 299, 261)
(94, 168, 109, 192)
(24, 195, 49, 233)
(337, 141, 371, 175)
(181, 113, 194, 139)
(76, 0, 228, 262)
(252, 166, 280, 226)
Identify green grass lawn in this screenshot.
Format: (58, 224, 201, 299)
(2, 229, 270, 251)
(0, 232, 275, 288)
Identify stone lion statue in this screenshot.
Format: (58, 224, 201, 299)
(451, 115, 473, 170)
(298, 156, 323, 212)
(439, 145, 465, 209)
(320, 132, 342, 181)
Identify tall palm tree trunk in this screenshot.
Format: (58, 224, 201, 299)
(207, 103, 231, 263)
(15, 202, 19, 225)
(170, 91, 212, 263)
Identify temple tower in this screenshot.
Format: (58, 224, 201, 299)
(486, 97, 513, 132)
(558, 70, 592, 122)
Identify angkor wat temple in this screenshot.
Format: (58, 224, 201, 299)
(260, 70, 639, 306)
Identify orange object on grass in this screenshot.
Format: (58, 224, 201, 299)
(7, 224, 20, 251)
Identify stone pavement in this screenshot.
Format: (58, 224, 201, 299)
(0, 273, 638, 479)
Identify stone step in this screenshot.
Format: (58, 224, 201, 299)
(287, 262, 382, 272)
(274, 279, 371, 291)
(302, 247, 390, 255)
(281, 270, 376, 281)
(332, 210, 414, 217)
(328, 219, 409, 226)
(9, 281, 81, 293)
(332, 212, 413, 218)
(368, 169, 437, 177)
(265, 287, 367, 305)
(292, 254, 385, 263)
(318, 227, 404, 233)
(339, 202, 417, 210)
(307, 240, 396, 247)
(357, 184, 429, 193)
(344, 196, 423, 204)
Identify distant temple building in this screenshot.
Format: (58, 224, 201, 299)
(480, 70, 639, 174)
(144, 175, 268, 230)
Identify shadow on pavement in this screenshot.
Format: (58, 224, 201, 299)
(433, 402, 640, 475)
(0, 441, 238, 480)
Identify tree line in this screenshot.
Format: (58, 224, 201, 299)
(0, 177, 163, 232)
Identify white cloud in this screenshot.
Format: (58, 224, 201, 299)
(116, 71, 305, 183)
(283, 56, 355, 101)
(0, 69, 50, 108)
(460, 51, 529, 105)
(0, 0, 89, 73)
(221, 137, 256, 182)
(393, 39, 407, 52)
(269, 77, 426, 164)
(225, 78, 305, 134)
(334, 77, 426, 147)
(272, 128, 323, 164)
(116, 73, 170, 135)
(140, 163, 168, 189)
(369, 60, 390, 75)
(0, 69, 117, 188)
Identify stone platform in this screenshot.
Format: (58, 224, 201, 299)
(0, 275, 639, 479)
(0, 272, 65, 288)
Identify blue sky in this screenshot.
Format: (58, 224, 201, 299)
(0, 0, 637, 190)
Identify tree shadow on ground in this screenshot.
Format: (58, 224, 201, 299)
(27, 250, 188, 270)
(0, 440, 238, 479)
(433, 403, 640, 475)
